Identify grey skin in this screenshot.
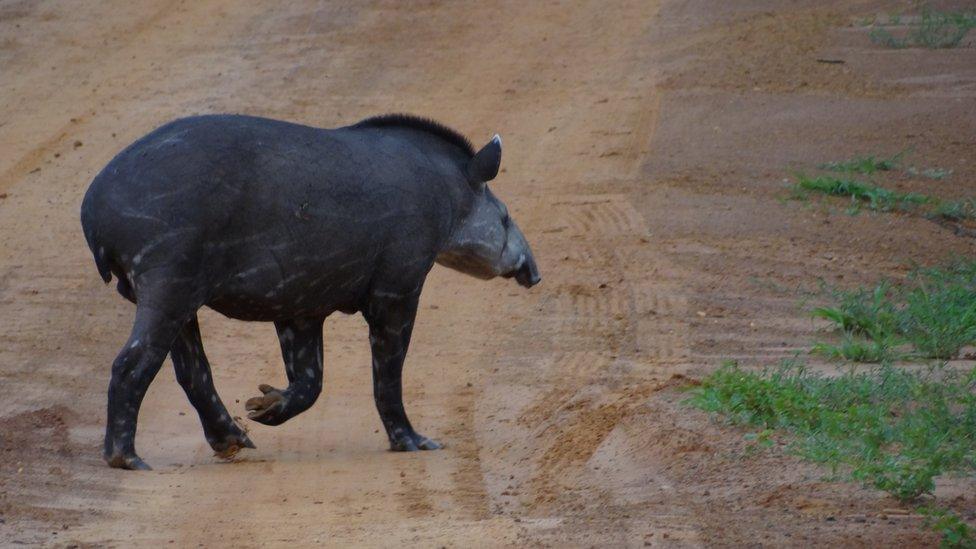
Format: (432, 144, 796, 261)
(80, 114, 540, 470)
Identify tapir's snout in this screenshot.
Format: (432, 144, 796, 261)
(513, 253, 541, 288)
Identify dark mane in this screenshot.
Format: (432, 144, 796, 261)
(352, 113, 475, 157)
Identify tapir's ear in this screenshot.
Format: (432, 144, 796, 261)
(466, 134, 502, 188)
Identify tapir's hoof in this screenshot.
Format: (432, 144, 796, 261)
(105, 453, 152, 471)
(391, 433, 442, 452)
(245, 384, 287, 425)
(212, 432, 256, 460)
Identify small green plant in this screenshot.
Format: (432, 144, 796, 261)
(932, 199, 976, 222)
(870, 8, 976, 49)
(900, 275, 976, 359)
(812, 282, 898, 336)
(812, 262, 976, 361)
(811, 283, 904, 362)
(811, 333, 899, 363)
(920, 506, 976, 548)
(819, 151, 906, 174)
(790, 166, 976, 232)
(794, 175, 928, 213)
(909, 166, 953, 180)
(742, 428, 776, 455)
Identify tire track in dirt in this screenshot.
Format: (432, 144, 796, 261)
(517, 194, 692, 508)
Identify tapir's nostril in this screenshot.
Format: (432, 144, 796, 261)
(514, 259, 541, 288)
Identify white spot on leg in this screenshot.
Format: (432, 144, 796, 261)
(129, 339, 140, 349)
(211, 395, 217, 403)
(305, 367, 315, 378)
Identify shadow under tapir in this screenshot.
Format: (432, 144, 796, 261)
(80, 114, 541, 470)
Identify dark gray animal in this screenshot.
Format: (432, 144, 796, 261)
(81, 114, 540, 470)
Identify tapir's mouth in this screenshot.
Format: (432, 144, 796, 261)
(515, 267, 541, 288)
(506, 258, 541, 288)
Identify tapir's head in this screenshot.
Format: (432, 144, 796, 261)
(437, 135, 541, 288)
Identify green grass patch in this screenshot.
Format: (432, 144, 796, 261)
(812, 261, 976, 361)
(870, 8, 976, 49)
(690, 260, 976, 545)
(687, 360, 976, 502)
(789, 165, 972, 225)
(819, 151, 905, 175)
(794, 174, 929, 213)
(932, 199, 976, 222)
(811, 332, 901, 363)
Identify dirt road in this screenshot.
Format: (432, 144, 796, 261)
(2, 0, 974, 546)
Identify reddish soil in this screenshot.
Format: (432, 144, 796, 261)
(1, 0, 974, 546)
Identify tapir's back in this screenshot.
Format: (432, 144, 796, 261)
(83, 114, 457, 251)
(81, 114, 462, 318)
(84, 115, 343, 247)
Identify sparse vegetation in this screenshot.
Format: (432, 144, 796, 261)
(793, 174, 928, 213)
(920, 506, 976, 549)
(688, 360, 976, 503)
(933, 199, 976, 222)
(812, 261, 976, 361)
(689, 259, 976, 545)
(789, 152, 973, 231)
(811, 332, 900, 363)
(819, 151, 905, 175)
(909, 166, 953, 181)
(869, 7, 976, 49)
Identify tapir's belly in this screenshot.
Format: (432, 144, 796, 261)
(205, 257, 372, 321)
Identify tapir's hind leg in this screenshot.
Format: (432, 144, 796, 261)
(171, 314, 255, 459)
(104, 302, 189, 470)
(245, 316, 325, 426)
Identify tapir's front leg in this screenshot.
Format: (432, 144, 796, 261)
(245, 316, 325, 426)
(364, 291, 442, 451)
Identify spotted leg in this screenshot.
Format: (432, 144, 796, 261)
(364, 290, 441, 451)
(245, 316, 325, 426)
(171, 314, 254, 459)
(104, 303, 189, 470)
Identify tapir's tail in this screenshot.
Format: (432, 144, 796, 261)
(92, 248, 112, 284)
(84, 233, 135, 302)
(81, 180, 135, 302)
(81, 185, 112, 284)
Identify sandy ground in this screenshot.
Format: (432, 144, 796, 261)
(1, 0, 975, 546)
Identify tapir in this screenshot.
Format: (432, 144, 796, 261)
(80, 114, 541, 470)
